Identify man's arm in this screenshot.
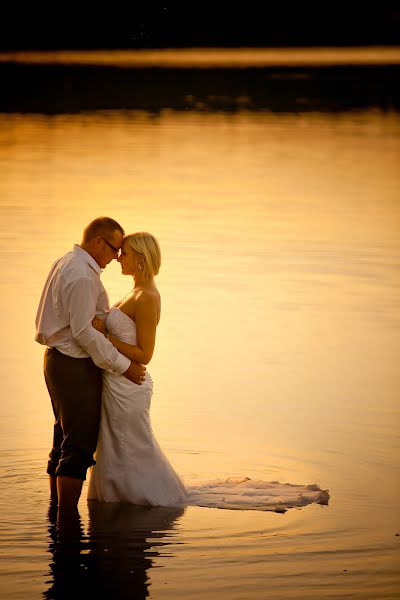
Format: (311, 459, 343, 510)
(64, 276, 145, 382)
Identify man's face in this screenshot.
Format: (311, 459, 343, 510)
(97, 229, 124, 268)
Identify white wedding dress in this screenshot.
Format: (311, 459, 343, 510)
(88, 307, 188, 506)
(88, 308, 330, 512)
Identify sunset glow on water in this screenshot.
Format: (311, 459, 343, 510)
(0, 49, 399, 598)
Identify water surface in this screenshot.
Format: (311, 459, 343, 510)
(0, 105, 399, 598)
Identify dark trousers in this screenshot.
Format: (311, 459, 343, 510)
(44, 347, 102, 481)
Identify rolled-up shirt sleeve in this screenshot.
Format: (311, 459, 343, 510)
(64, 276, 131, 375)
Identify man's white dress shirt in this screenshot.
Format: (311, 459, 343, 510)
(35, 245, 130, 375)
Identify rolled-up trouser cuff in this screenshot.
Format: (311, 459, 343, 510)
(55, 454, 95, 481)
(47, 453, 95, 481)
(47, 456, 60, 477)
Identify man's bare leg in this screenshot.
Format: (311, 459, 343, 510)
(49, 475, 58, 501)
(57, 475, 83, 512)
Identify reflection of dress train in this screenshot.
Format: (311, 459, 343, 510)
(88, 308, 329, 512)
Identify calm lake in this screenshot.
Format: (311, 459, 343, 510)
(0, 49, 399, 599)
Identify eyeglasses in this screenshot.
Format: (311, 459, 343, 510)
(101, 237, 121, 256)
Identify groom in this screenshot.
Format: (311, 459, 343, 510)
(35, 217, 145, 514)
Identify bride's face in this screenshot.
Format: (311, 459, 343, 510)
(118, 241, 143, 275)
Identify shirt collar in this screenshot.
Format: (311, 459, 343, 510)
(73, 244, 102, 274)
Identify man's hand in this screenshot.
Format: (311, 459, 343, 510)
(123, 361, 146, 385)
(92, 316, 107, 334)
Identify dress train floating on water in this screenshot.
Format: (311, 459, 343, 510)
(186, 477, 329, 513)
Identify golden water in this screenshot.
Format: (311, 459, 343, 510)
(0, 107, 399, 598)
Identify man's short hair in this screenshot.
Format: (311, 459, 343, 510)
(82, 217, 124, 243)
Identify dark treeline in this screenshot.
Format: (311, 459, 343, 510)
(1, 3, 400, 50)
(2, 3, 399, 115)
(2, 62, 399, 114)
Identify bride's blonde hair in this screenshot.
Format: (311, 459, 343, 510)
(125, 232, 161, 280)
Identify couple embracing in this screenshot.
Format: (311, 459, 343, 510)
(36, 216, 330, 516)
(35, 217, 187, 515)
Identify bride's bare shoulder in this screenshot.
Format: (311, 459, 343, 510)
(135, 287, 160, 307)
(135, 287, 161, 323)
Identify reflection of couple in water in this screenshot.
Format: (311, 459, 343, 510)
(36, 216, 329, 518)
(45, 502, 184, 599)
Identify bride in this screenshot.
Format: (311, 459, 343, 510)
(88, 232, 188, 506)
(88, 232, 329, 511)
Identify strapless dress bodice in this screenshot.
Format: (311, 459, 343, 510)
(106, 307, 137, 345)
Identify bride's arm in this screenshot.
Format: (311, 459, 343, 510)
(93, 293, 158, 365)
